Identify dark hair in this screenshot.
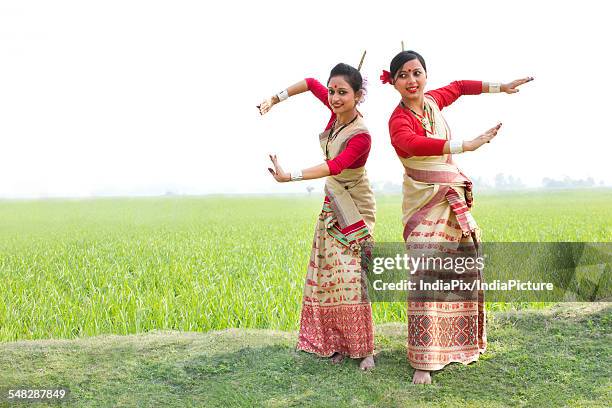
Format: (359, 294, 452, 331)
(327, 63, 363, 93)
(389, 50, 427, 80)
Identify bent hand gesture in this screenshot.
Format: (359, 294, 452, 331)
(267, 154, 290, 182)
(257, 96, 278, 115)
(501, 77, 534, 94)
(464, 123, 502, 152)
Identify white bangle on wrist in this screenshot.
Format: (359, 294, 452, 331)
(489, 82, 501, 93)
(449, 140, 464, 154)
(290, 169, 303, 181)
(277, 89, 289, 102)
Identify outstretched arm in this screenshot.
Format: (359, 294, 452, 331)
(427, 77, 534, 110)
(391, 117, 503, 157)
(267, 154, 330, 182)
(426, 80, 483, 110)
(492, 76, 534, 94)
(267, 134, 370, 182)
(257, 80, 310, 115)
(258, 78, 334, 115)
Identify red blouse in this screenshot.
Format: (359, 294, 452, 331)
(389, 80, 482, 157)
(305, 78, 371, 176)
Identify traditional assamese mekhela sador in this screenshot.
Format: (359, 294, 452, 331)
(390, 90, 487, 371)
(296, 77, 376, 359)
(381, 49, 510, 378)
(258, 60, 377, 370)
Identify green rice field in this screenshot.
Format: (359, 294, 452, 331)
(0, 189, 610, 342)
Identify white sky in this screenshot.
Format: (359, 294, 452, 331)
(1, 0, 610, 198)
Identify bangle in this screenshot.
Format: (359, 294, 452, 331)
(290, 169, 303, 181)
(489, 82, 501, 93)
(449, 140, 464, 154)
(277, 89, 289, 102)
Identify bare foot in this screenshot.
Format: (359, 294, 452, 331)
(359, 355, 375, 371)
(412, 370, 432, 384)
(330, 353, 346, 364)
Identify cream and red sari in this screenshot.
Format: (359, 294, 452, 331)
(400, 96, 486, 371)
(296, 115, 376, 358)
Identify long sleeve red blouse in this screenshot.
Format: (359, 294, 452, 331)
(389, 80, 482, 158)
(305, 78, 371, 175)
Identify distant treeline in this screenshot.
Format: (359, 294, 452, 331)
(370, 174, 608, 193)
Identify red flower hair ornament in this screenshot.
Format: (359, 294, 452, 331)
(380, 70, 392, 84)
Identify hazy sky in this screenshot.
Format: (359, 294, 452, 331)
(1, 0, 610, 198)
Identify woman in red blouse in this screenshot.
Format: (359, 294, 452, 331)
(381, 50, 533, 384)
(258, 63, 377, 370)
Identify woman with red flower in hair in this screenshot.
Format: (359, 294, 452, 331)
(381, 50, 533, 384)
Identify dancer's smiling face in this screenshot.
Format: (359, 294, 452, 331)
(327, 76, 361, 116)
(393, 59, 427, 102)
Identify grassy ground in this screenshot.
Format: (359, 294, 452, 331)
(1, 190, 610, 341)
(1, 303, 610, 407)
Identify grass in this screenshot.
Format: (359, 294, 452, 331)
(0, 189, 611, 341)
(0, 303, 609, 407)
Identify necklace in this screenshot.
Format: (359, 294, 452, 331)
(401, 101, 436, 136)
(325, 114, 358, 160)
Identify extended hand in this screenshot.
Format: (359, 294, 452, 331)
(464, 123, 502, 151)
(267, 154, 290, 182)
(257, 96, 278, 115)
(501, 77, 534, 94)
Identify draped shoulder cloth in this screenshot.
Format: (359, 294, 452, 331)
(318, 115, 376, 249)
(397, 96, 479, 243)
